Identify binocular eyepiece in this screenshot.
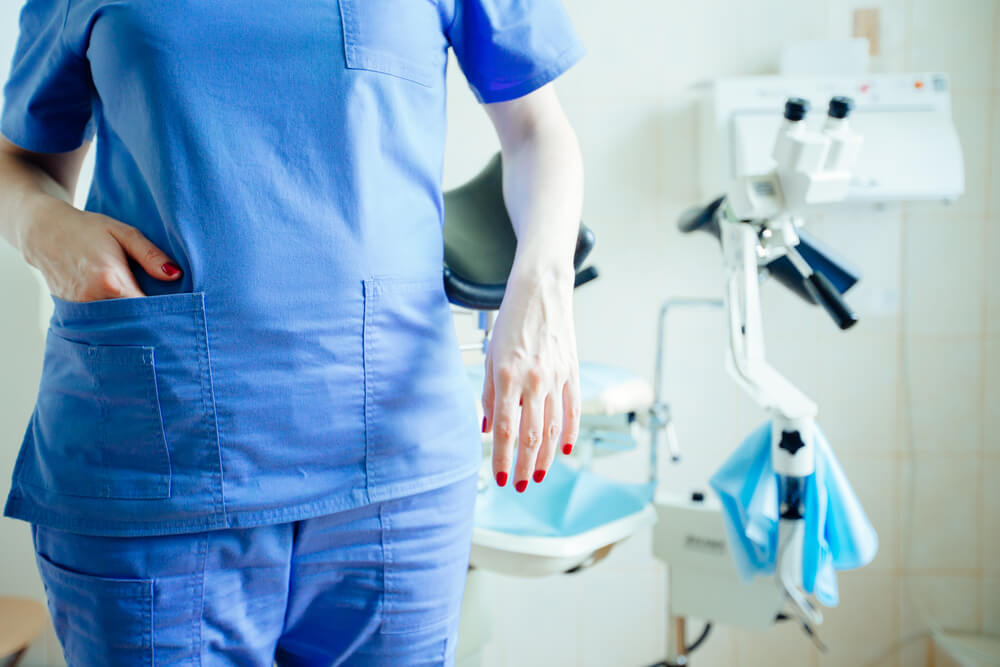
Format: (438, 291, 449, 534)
(783, 95, 855, 121)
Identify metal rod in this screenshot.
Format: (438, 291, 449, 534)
(649, 297, 723, 485)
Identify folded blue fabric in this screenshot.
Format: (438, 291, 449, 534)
(708, 421, 878, 606)
(474, 458, 656, 538)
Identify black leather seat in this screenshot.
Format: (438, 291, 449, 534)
(443, 152, 598, 310)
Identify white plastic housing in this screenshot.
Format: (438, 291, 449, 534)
(700, 73, 964, 202)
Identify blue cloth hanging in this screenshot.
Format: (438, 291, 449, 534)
(708, 421, 878, 606)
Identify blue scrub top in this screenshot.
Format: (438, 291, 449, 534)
(2, 0, 584, 536)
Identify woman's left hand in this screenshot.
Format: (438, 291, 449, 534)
(482, 262, 580, 492)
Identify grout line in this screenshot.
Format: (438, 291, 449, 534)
(977, 3, 997, 626)
(899, 568, 987, 576)
(902, 0, 912, 72)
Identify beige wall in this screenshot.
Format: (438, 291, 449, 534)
(1, 0, 996, 665)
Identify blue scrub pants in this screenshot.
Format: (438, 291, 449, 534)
(31, 473, 479, 666)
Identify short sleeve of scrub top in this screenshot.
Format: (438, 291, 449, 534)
(445, 0, 585, 104)
(1, 0, 584, 537)
(1, 0, 96, 152)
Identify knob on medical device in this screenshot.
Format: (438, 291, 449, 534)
(827, 96, 853, 119)
(784, 97, 810, 121)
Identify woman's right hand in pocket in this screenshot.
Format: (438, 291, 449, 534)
(20, 201, 182, 302)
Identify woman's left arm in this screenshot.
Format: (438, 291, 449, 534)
(480, 82, 583, 490)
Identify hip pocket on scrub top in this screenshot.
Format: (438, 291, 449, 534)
(362, 275, 481, 495)
(33, 542, 154, 667)
(18, 291, 219, 501)
(338, 0, 448, 87)
(26, 332, 170, 499)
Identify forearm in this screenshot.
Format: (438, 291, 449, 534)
(497, 108, 583, 290)
(0, 140, 83, 259)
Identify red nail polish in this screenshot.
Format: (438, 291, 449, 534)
(533, 469, 546, 483)
(161, 262, 181, 277)
(495, 471, 507, 487)
(562, 443, 573, 455)
(482, 416, 487, 433)
(515, 480, 528, 493)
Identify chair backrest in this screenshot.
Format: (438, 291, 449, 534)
(443, 152, 597, 310)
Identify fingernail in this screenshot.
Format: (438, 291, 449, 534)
(161, 262, 181, 277)
(495, 471, 507, 487)
(562, 443, 573, 455)
(533, 469, 546, 483)
(515, 480, 528, 493)
(482, 416, 487, 433)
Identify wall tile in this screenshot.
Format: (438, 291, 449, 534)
(899, 574, 982, 639)
(902, 207, 985, 337)
(987, 338, 1000, 453)
(735, 622, 818, 667)
(817, 570, 898, 667)
(684, 621, 736, 667)
(734, 0, 835, 76)
(948, 91, 993, 217)
(815, 332, 900, 458)
(897, 455, 980, 570)
(653, 312, 757, 495)
(996, 6, 1000, 91)
(984, 457, 1000, 570)
(482, 571, 581, 667)
(564, 99, 665, 222)
(837, 456, 897, 570)
(984, 576, 1000, 635)
(909, 0, 996, 92)
(896, 636, 930, 667)
(555, 0, 674, 102)
(902, 337, 983, 454)
(810, 205, 904, 334)
(988, 214, 1000, 335)
(825, 0, 908, 73)
(575, 562, 666, 667)
(443, 63, 502, 188)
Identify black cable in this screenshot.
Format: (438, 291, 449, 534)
(685, 622, 712, 653)
(644, 622, 714, 667)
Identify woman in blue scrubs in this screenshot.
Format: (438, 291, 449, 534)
(0, 0, 585, 664)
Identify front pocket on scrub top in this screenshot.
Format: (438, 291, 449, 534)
(26, 332, 171, 499)
(339, 0, 447, 87)
(362, 275, 481, 492)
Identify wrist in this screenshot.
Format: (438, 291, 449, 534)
(509, 244, 575, 288)
(16, 196, 72, 264)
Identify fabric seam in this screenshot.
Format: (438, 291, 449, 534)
(475, 40, 585, 104)
(4, 458, 481, 537)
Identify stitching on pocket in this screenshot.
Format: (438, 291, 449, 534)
(363, 278, 376, 503)
(338, 0, 441, 87)
(35, 550, 154, 666)
(25, 333, 171, 499)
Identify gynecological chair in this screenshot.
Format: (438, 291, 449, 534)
(442, 153, 661, 666)
(442, 97, 877, 667)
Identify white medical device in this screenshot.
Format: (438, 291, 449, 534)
(700, 73, 964, 203)
(649, 95, 866, 667)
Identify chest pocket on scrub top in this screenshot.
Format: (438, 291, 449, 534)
(339, 0, 448, 87)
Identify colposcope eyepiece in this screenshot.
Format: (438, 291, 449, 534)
(827, 96, 855, 119)
(784, 97, 810, 121)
